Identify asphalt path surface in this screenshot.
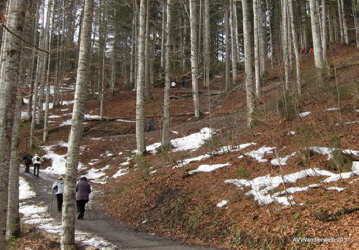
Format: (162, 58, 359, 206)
(21, 170, 218, 250)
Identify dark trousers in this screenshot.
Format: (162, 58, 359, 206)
(25, 164, 30, 173)
(33, 164, 40, 177)
(56, 194, 63, 212)
(76, 200, 88, 218)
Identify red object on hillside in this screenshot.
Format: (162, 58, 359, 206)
(301, 48, 307, 54)
(309, 48, 314, 54)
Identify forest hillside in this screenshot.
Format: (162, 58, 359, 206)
(0, 0, 358, 249)
(15, 43, 359, 249)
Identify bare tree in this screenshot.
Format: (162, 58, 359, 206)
(189, 0, 200, 118)
(162, 0, 172, 148)
(242, 0, 255, 128)
(0, 0, 26, 247)
(6, 86, 22, 239)
(203, 0, 210, 88)
(136, 0, 146, 155)
(224, 1, 230, 92)
(61, 0, 94, 248)
(288, 0, 301, 95)
(340, 0, 349, 44)
(253, 0, 261, 96)
(44, 0, 55, 142)
(282, 0, 290, 90)
(230, 0, 238, 85)
(321, 0, 328, 66)
(309, 0, 324, 79)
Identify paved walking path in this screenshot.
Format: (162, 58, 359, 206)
(21, 171, 218, 249)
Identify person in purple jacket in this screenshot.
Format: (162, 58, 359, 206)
(76, 177, 91, 219)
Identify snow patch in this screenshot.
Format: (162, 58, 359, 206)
(225, 164, 359, 206)
(19, 177, 36, 200)
(216, 200, 228, 208)
(245, 146, 274, 163)
(270, 152, 297, 166)
(326, 187, 344, 192)
(299, 112, 311, 118)
(112, 168, 129, 178)
(189, 163, 231, 175)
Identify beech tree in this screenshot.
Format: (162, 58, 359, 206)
(61, 0, 94, 248)
(203, 0, 210, 88)
(136, 0, 146, 155)
(0, 0, 27, 248)
(189, 0, 200, 118)
(253, 0, 261, 96)
(162, 0, 171, 148)
(6, 88, 22, 239)
(224, 1, 230, 92)
(230, 0, 238, 86)
(288, 0, 301, 95)
(241, 0, 254, 128)
(309, 0, 324, 79)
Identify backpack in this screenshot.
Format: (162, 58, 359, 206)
(36, 156, 40, 162)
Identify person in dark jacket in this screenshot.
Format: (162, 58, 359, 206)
(76, 177, 91, 219)
(22, 153, 33, 173)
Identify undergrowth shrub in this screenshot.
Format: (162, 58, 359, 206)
(326, 136, 353, 172)
(276, 92, 299, 121)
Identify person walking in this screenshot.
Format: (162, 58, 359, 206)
(32, 154, 43, 177)
(22, 153, 33, 173)
(52, 176, 64, 213)
(76, 177, 91, 219)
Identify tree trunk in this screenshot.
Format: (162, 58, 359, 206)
(44, 0, 55, 142)
(300, 0, 308, 49)
(242, 0, 255, 128)
(189, 0, 200, 118)
(309, 0, 324, 79)
(203, 0, 210, 88)
(340, 0, 349, 44)
(321, 0, 327, 66)
(129, 13, 136, 85)
(338, 0, 344, 42)
(144, 0, 150, 99)
(0, 0, 26, 247)
(230, 0, 238, 86)
(60, 0, 93, 249)
(259, 1, 266, 76)
(254, 0, 261, 96)
(27, 0, 40, 121)
(282, 0, 289, 90)
(266, 0, 274, 69)
(136, 0, 146, 155)
(289, 0, 301, 96)
(6, 88, 22, 239)
(224, 1, 230, 92)
(328, 8, 334, 43)
(162, 0, 172, 148)
(353, 0, 359, 47)
(160, 0, 165, 70)
(333, 7, 338, 41)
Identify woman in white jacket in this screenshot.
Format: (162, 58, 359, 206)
(32, 153, 43, 177)
(52, 176, 64, 212)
